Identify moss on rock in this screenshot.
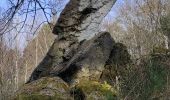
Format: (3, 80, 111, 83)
(14, 77, 72, 100)
(14, 77, 118, 100)
(71, 80, 118, 100)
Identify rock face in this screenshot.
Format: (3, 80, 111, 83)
(28, 0, 117, 83)
(51, 32, 115, 84)
(53, 0, 117, 40)
(15, 0, 123, 100)
(70, 80, 118, 100)
(15, 77, 118, 100)
(100, 43, 132, 85)
(27, 35, 79, 83)
(19, 0, 122, 100)
(29, 32, 115, 84)
(15, 77, 72, 100)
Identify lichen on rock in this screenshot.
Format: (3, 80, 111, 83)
(15, 77, 118, 100)
(70, 80, 118, 100)
(15, 77, 72, 100)
(53, 0, 117, 40)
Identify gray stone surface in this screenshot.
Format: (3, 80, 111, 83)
(15, 77, 72, 100)
(28, 0, 117, 83)
(53, 0, 117, 40)
(28, 32, 115, 84)
(51, 32, 115, 84)
(28, 37, 79, 83)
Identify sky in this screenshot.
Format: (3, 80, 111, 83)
(107, 0, 124, 18)
(0, 0, 124, 22)
(0, 0, 124, 51)
(0, 0, 124, 14)
(0, 0, 6, 7)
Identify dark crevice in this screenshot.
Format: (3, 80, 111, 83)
(58, 63, 81, 83)
(70, 87, 86, 100)
(81, 7, 97, 15)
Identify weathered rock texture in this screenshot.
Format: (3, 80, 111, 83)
(70, 80, 118, 100)
(28, 0, 117, 84)
(28, 36, 79, 83)
(29, 32, 115, 84)
(15, 77, 118, 100)
(53, 0, 117, 40)
(15, 77, 72, 100)
(51, 32, 115, 84)
(100, 43, 132, 85)
(16, 0, 127, 99)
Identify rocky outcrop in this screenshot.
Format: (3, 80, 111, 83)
(70, 80, 118, 100)
(28, 0, 117, 84)
(17, 0, 123, 100)
(27, 35, 79, 83)
(51, 32, 115, 84)
(100, 43, 132, 85)
(28, 32, 115, 85)
(15, 77, 118, 100)
(53, 0, 117, 40)
(15, 77, 72, 100)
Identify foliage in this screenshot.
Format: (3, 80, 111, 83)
(104, 0, 169, 59)
(0, 23, 55, 99)
(1, 0, 170, 100)
(160, 13, 170, 36)
(15, 77, 118, 100)
(22, 23, 55, 82)
(71, 80, 118, 100)
(121, 51, 170, 99)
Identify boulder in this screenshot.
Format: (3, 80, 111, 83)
(106, 43, 131, 66)
(28, 32, 115, 84)
(15, 0, 121, 99)
(28, 36, 79, 83)
(28, 0, 117, 84)
(100, 43, 132, 85)
(15, 77, 118, 100)
(14, 77, 72, 100)
(51, 32, 115, 84)
(53, 0, 117, 40)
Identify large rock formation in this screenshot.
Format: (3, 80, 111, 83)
(16, 0, 124, 100)
(53, 0, 117, 40)
(29, 32, 115, 84)
(28, 0, 117, 84)
(15, 77, 71, 100)
(15, 77, 118, 100)
(51, 32, 115, 84)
